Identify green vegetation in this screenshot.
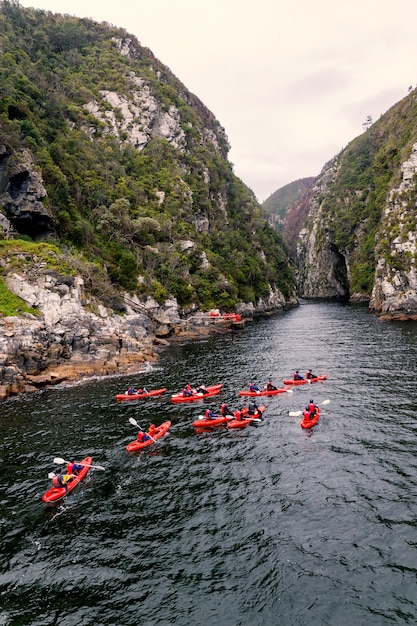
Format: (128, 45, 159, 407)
(0, 0, 295, 312)
(0, 276, 37, 316)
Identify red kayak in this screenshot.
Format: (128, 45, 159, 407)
(238, 386, 290, 396)
(42, 456, 92, 503)
(193, 414, 233, 428)
(171, 384, 223, 403)
(126, 421, 171, 451)
(301, 407, 321, 429)
(283, 374, 328, 386)
(228, 406, 266, 428)
(115, 388, 166, 401)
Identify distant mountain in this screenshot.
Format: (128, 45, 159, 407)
(262, 177, 316, 224)
(261, 178, 317, 258)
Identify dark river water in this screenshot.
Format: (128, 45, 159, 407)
(2, 301, 417, 625)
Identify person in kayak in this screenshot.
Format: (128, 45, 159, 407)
(67, 457, 84, 475)
(182, 384, 194, 397)
(265, 380, 277, 391)
(137, 430, 151, 442)
(248, 400, 259, 416)
(293, 370, 304, 380)
(127, 387, 138, 395)
(306, 399, 319, 420)
(306, 370, 317, 380)
(220, 403, 232, 416)
(148, 424, 158, 436)
(205, 409, 218, 420)
(196, 385, 209, 395)
(249, 383, 260, 392)
(234, 409, 244, 421)
(52, 467, 73, 493)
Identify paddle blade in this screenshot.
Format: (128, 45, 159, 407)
(53, 457, 66, 465)
(321, 399, 330, 405)
(129, 417, 139, 427)
(48, 472, 55, 479)
(289, 411, 302, 416)
(285, 389, 294, 393)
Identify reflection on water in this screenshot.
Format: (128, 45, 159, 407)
(2, 301, 417, 625)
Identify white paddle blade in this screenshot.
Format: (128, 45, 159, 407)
(129, 417, 139, 427)
(53, 457, 66, 465)
(289, 411, 302, 416)
(321, 399, 330, 405)
(285, 389, 294, 393)
(48, 472, 55, 479)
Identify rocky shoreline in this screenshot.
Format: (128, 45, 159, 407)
(0, 269, 296, 401)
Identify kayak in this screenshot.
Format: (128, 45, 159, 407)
(301, 407, 321, 429)
(238, 386, 290, 396)
(193, 414, 233, 428)
(283, 374, 328, 386)
(228, 406, 266, 429)
(171, 384, 223, 403)
(126, 420, 171, 451)
(115, 388, 166, 401)
(42, 456, 92, 503)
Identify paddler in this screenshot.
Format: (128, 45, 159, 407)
(52, 467, 74, 493)
(293, 370, 304, 380)
(67, 457, 84, 475)
(137, 430, 151, 443)
(220, 403, 232, 417)
(306, 399, 319, 420)
(148, 423, 158, 436)
(182, 384, 194, 397)
(205, 409, 218, 420)
(306, 370, 317, 380)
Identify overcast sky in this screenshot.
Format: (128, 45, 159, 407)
(18, 0, 417, 202)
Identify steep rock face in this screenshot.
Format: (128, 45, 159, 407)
(296, 160, 350, 300)
(370, 143, 417, 319)
(0, 147, 54, 239)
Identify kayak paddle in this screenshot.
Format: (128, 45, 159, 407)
(289, 399, 330, 417)
(128, 416, 158, 443)
(53, 457, 106, 471)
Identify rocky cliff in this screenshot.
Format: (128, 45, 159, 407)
(287, 88, 417, 317)
(0, 2, 297, 398)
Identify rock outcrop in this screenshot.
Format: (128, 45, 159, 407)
(0, 147, 55, 239)
(370, 143, 417, 319)
(0, 272, 157, 399)
(295, 160, 350, 300)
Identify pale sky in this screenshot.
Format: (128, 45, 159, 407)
(18, 0, 417, 202)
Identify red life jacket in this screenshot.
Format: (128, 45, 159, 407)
(52, 476, 61, 487)
(308, 403, 316, 414)
(205, 409, 210, 418)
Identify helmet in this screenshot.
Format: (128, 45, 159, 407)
(310, 399, 313, 403)
(70, 457, 75, 462)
